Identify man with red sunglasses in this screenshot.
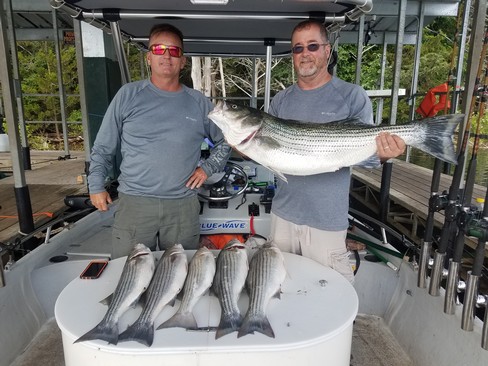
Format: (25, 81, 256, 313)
(268, 20, 406, 283)
(88, 24, 231, 258)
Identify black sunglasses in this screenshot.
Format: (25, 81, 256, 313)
(291, 43, 328, 54)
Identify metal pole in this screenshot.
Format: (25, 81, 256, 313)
(251, 58, 257, 109)
(389, 0, 407, 126)
(406, 4, 425, 162)
(375, 40, 387, 125)
(263, 39, 274, 113)
(109, 21, 131, 85)
(0, 0, 34, 234)
(452, 0, 471, 113)
(5, 0, 30, 169)
(52, 8, 70, 158)
(355, 15, 364, 85)
(73, 20, 92, 170)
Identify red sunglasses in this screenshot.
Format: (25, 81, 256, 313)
(149, 44, 183, 58)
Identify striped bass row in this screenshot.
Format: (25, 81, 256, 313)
(208, 101, 463, 180)
(239, 242, 286, 338)
(158, 246, 216, 330)
(74, 243, 155, 345)
(212, 239, 249, 339)
(75, 241, 287, 344)
(118, 243, 188, 347)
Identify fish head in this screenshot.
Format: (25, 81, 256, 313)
(222, 238, 246, 251)
(208, 101, 263, 148)
(128, 243, 152, 260)
(165, 243, 184, 255)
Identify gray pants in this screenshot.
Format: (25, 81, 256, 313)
(112, 193, 201, 258)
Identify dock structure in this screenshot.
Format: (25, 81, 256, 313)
(351, 159, 487, 255)
(0, 151, 87, 243)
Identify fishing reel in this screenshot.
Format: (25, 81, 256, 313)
(428, 192, 449, 212)
(467, 217, 488, 241)
(197, 161, 248, 203)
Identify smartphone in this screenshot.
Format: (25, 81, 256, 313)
(80, 260, 108, 279)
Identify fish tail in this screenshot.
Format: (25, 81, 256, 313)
(157, 311, 198, 330)
(215, 311, 242, 339)
(74, 319, 119, 345)
(118, 319, 154, 347)
(412, 114, 463, 164)
(237, 312, 275, 338)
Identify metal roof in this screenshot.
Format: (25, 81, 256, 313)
(11, 0, 461, 56)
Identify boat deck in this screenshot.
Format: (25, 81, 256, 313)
(9, 315, 413, 366)
(0, 151, 87, 243)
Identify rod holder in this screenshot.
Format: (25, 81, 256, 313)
(444, 259, 460, 314)
(482, 295, 488, 350)
(429, 250, 446, 296)
(461, 272, 479, 331)
(417, 240, 431, 288)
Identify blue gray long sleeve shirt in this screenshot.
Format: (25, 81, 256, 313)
(88, 79, 231, 199)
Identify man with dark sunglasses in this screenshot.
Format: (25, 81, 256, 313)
(88, 23, 231, 258)
(268, 20, 406, 283)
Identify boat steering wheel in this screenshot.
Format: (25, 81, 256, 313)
(197, 161, 248, 201)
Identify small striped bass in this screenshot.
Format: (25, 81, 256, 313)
(158, 246, 216, 330)
(238, 242, 286, 338)
(213, 239, 249, 339)
(208, 101, 462, 180)
(74, 243, 155, 345)
(118, 243, 187, 347)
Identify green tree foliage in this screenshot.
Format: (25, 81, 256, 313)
(17, 40, 81, 148)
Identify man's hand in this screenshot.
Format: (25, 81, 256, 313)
(90, 191, 112, 211)
(186, 167, 208, 190)
(376, 132, 406, 162)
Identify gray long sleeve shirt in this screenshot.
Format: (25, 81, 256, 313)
(88, 79, 231, 199)
(268, 76, 373, 231)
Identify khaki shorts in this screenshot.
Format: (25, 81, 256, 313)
(269, 212, 354, 283)
(112, 193, 201, 258)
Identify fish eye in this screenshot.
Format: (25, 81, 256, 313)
(231, 104, 238, 109)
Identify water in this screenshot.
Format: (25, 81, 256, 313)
(404, 145, 488, 188)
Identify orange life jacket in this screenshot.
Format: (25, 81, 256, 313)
(416, 83, 450, 117)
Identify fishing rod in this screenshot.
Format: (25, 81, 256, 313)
(462, 182, 488, 334)
(429, 29, 488, 297)
(458, 63, 488, 327)
(444, 63, 488, 314)
(417, 4, 465, 289)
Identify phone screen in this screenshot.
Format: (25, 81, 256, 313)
(80, 260, 108, 279)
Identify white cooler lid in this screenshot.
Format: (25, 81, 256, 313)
(55, 250, 358, 354)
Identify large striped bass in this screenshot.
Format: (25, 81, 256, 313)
(74, 243, 155, 345)
(158, 247, 216, 330)
(208, 101, 462, 180)
(213, 239, 249, 339)
(238, 242, 286, 338)
(118, 243, 187, 346)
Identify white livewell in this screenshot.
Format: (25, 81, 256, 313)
(55, 251, 358, 366)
